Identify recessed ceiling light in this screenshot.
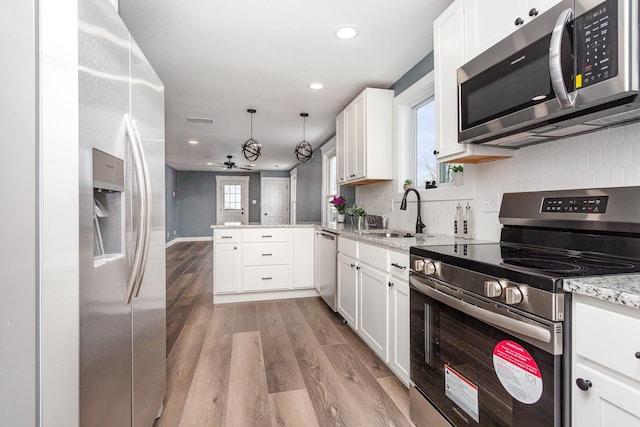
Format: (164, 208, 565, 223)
(188, 139, 198, 145)
(274, 165, 280, 168)
(335, 26, 358, 40)
(206, 162, 213, 165)
(308, 83, 324, 90)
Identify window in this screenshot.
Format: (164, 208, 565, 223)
(395, 72, 472, 201)
(414, 99, 461, 186)
(223, 184, 241, 210)
(321, 138, 338, 224)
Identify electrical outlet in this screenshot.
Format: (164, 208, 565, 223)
(482, 196, 499, 213)
(167, 232, 169, 238)
(172, 191, 175, 197)
(390, 199, 394, 212)
(173, 230, 176, 235)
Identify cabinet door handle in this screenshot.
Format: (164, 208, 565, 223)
(262, 277, 273, 280)
(514, 17, 524, 26)
(221, 236, 233, 239)
(262, 235, 273, 238)
(388, 281, 394, 287)
(262, 253, 272, 256)
(433, 150, 439, 155)
(529, 8, 538, 17)
(635, 352, 640, 359)
(391, 262, 407, 270)
(356, 266, 360, 270)
(350, 263, 356, 268)
(576, 378, 592, 391)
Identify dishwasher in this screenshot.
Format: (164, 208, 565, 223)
(315, 229, 338, 311)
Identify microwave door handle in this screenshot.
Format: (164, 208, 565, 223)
(549, 8, 576, 109)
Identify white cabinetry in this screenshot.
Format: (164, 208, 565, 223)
(337, 237, 359, 329)
(337, 237, 411, 384)
(358, 245, 390, 361)
(388, 250, 410, 385)
(571, 294, 640, 426)
(464, 0, 561, 61)
(213, 229, 241, 294)
(336, 88, 393, 185)
(213, 227, 316, 302)
(433, 1, 513, 163)
(293, 228, 314, 289)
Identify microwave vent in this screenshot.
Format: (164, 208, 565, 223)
(488, 133, 547, 147)
(539, 124, 600, 137)
(584, 107, 640, 126)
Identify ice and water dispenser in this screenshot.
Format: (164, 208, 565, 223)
(93, 148, 124, 267)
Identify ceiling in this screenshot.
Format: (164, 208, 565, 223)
(119, 0, 453, 172)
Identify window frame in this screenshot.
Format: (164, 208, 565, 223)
(394, 72, 474, 202)
(321, 137, 337, 225)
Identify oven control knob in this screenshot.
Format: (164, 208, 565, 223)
(504, 286, 524, 305)
(422, 258, 437, 276)
(484, 280, 503, 298)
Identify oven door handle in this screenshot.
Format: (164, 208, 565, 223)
(410, 276, 551, 344)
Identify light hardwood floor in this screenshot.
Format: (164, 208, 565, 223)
(159, 241, 412, 427)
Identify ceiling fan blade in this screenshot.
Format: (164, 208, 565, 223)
(237, 166, 253, 171)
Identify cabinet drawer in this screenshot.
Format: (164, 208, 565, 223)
(575, 300, 640, 382)
(389, 250, 409, 281)
(242, 242, 291, 266)
(243, 265, 291, 291)
(243, 228, 291, 243)
(214, 229, 240, 243)
(338, 237, 358, 259)
(359, 243, 388, 271)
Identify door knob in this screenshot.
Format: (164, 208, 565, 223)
(264, 213, 267, 216)
(576, 378, 592, 391)
(515, 17, 524, 26)
(529, 8, 538, 16)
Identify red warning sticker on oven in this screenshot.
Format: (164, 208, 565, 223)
(492, 340, 543, 404)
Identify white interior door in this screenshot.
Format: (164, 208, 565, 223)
(261, 177, 289, 225)
(216, 176, 249, 225)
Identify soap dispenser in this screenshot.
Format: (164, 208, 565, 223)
(454, 203, 463, 238)
(463, 202, 473, 240)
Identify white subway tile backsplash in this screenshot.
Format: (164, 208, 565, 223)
(356, 122, 640, 242)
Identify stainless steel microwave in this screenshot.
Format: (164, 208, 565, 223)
(458, 0, 639, 147)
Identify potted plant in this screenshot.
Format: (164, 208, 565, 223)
(403, 179, 413, 191)
(451, 165, 464, 186)
(346, 205, 367, 231)
(329, 195, 347, 222)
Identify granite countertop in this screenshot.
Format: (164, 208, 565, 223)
(318, 223, 490, 252)
(210, 223, 318, 229)
(564, 275, 640, 310)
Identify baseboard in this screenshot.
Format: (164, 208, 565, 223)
(165, 236, 213, 248)
(213, 288, 320, 304)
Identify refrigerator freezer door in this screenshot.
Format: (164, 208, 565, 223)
(79, 1, 133, 426)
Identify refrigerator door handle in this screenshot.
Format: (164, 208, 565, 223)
(124, 115, 152, 303)
(132, 119, 152, 299)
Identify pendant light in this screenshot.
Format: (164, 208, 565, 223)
(294, 112, 313, 163)
(241, 109, 261, 162)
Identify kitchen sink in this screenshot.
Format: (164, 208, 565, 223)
(366, 231, 414, 238)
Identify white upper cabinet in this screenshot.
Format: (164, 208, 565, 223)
(336, 88, 393, 185)
(433, 1, 513, 163)
(464, 0, 562, 61)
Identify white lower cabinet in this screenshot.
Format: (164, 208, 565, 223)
(337, 237, 411, 384)
(571, 294, 640, 426)
(358, 263, 389, 360)
(337, 253, 358, 329)
(213, 227, 314, 299)
(388, 275, 410, 385)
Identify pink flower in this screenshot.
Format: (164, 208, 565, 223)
(329, 196, 347, 213)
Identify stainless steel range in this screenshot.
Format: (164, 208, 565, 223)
(409, 186, 640, 427)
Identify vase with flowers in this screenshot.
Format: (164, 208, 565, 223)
(330, 195, 347, 222)
(346, 205, 367, 232)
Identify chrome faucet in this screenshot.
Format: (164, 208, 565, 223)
(400, 188, 425, 234)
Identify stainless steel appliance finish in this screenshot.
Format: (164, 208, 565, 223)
(316, 229, 338, 311)
(79, 1, 166, 426)
(409, 187, 640, 427)
(458, 0, 640, 147)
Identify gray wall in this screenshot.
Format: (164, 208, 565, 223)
(294, 152, 323, 223)
(260, 170, 290, 178)
(165, 164, 178, 242)
(389, 51, 434, 96)
(173, 170, 261, 238)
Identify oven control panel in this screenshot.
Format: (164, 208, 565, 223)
(541, 196, 608, 213)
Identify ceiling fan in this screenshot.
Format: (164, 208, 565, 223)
(217, 155, 254, 171)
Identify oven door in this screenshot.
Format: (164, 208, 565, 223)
(409, 274, 563, 427)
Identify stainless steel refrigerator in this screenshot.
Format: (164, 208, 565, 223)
(79, 1, 166, 426)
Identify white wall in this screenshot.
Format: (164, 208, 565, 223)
(356, 122, 640, 241)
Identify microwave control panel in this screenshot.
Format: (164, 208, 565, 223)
(541, 196, 609, 214)
(575, 0, 618, 89)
